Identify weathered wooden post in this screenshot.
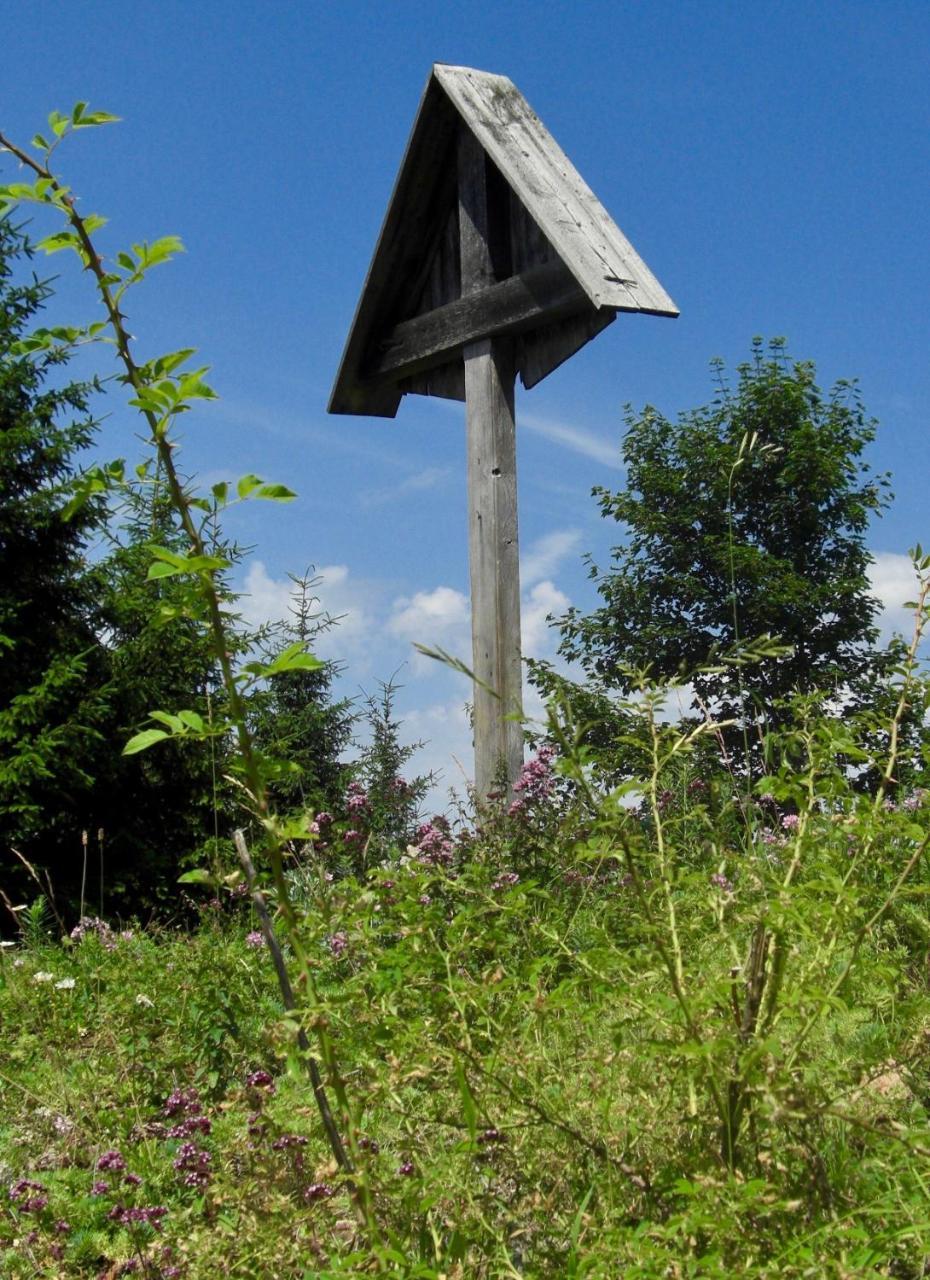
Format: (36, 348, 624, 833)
(329, 65, 678, 801)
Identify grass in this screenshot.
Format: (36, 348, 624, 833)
(3, 773, 930, 1278)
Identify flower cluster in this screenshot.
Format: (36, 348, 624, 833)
(166, 1096, 211, 1139)
(173, 1140, 211, 1190)
(97, 1149, 127, 1172)
(245, 1069, 275, 1093)
(491, 872, 520, 892)
(70, 916, 116, 949)
(345, 781, 369, 817)
(107, 1203, 168, 1230)
(509, 745, 557, 814)
(271, 1133, 308, 1151)
(710, 872, 734, 894)
(328, 931, 348, 959)
(245, 930, 265, 949)
(303, 1182, 334, 1202)
(9, 1178, 48, 1213)
(414, 817, 454, 866)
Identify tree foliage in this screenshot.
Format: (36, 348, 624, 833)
(0, 217, 110, 870)
(558, 340, 892, 767)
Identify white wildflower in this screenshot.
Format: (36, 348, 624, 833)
(33, 971, 55, 983)
(54, 977, 76, 990)
(135, 994, 154, 1008)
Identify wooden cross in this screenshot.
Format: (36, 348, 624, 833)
(329, 65, 678, 800)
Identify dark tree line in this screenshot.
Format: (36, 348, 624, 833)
(0, 221, 357, 916)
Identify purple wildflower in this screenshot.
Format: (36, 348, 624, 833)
(245, 930, 265, 949)
(246, 1069, 275, 1092)
(512, 745, 557, 806)
(711, 872, 734, 894)
(491, 872, 520, 892)
(108, 1204, 168, 1231)
(415, 817, 454, 866)
(272, 1134, 309, 1150)
(168, 1115, 211, 1139)
(303, 1182, 334, 1202)
(91, 1180, 110, 1195)
(477, 1127, 506, 1145)
(98, 1150, 126, 1172)
(173, 1142, 211, 1190)
(9, 1179, 45, 1202)
(781, 813, 800, 831)
(328, 931, 348, 959)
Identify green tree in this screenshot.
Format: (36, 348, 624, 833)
(250, 569, 355, 815)
(557, 339, 892, 771)
(87, 481, 233, 908)
(0, 217, 110, 878)
(0, 220, 232, 912)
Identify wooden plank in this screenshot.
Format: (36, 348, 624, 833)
(368, 259, 590, 383)
(328, 75, 460, 416)
(459, 125, 524, 800)
(435, 64, 679, 316)
(519, 307, 617, 390)
(399, 362, 466, 401)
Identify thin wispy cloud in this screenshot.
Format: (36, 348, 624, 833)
(521, 528, 582, 585)
(518, 409, 621, 469)
(360, 465, 451, 508)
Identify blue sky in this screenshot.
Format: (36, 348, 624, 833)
(4, 1, 929, 800)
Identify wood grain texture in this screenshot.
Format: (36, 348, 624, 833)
(370, 259, 589, 382)
(435, 64, 680, 316)
(459, 126, 524, 799)
(329, 63, 677, 418)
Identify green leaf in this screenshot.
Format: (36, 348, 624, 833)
(132, 235, 184, 270)
(148, 711, 185, 732)
(154, 348, 196, 376)
(48, 110, 70, 138)
(71, 101, 89, 124)
(455, 1062, 478, 1143)
(123, 728, 170, 755)
(1, 182, 46, 203)
(263, 642, 324, 677)
(36, 230, 82, 256)
(211, 481, 229, 505)
(31, 133, 51, 151)
(236, 474, 263, 500)
(176, 369, 217, 402)
(177, 869, 215, 886)
(255, 483, 297, 502)
(72, 107, 121, 129)
(147, 545, 188, 568)
(146, 560, 181, 580)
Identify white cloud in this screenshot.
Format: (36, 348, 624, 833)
(402, 697, 474, 804)
(521, 580, 569, 658)
(388, 585, 471, 673)
(520, 528, 582, 586)
(238, 561, 376, 664)
(868, 551, 922, 642)
(519, 408, 620, 469)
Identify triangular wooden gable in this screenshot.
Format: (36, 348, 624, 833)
(328, 64, 678, 417)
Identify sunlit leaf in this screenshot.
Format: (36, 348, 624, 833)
(123, 728, 170, 755)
